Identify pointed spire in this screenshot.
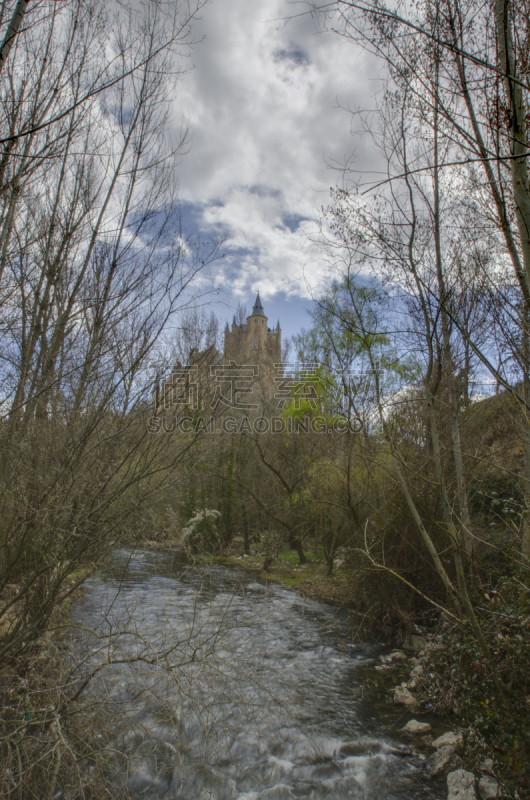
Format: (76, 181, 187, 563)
(276, 319, 280, 331)
(225, 322, 230, 332)
(251, 292, 265, 317)
(232, 315, 237, 325)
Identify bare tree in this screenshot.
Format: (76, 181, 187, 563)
(298, 0, 530, 559)
(171, 307, 222, 367)
(0, 1, 219, 793)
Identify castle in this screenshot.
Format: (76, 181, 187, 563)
(154, 293, 281, 416)
(224, 293, 281, 366)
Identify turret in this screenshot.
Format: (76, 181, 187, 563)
(247, 291, 268, 346)
(251, 292, 266, 317)
(222, 293, 281, 365)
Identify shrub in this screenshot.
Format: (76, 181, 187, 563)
(181, 509, 222, 554)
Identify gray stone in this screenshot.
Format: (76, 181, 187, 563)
(427, 745, 462, 777)
(447, 770, 477, 800)
(479, 759, 494, 775)
(433, 731, 463, 750)
(379, 650, 408, 665)
(394, 686, 417, 706)
(409, 634, 427, 651)
(389, 650, 408, 662)
(402, 719, 432, 735)
(411, 664, 424, 680)
(478, 776, 499, 799)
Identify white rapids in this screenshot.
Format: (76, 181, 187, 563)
(70, 548, 444, 800)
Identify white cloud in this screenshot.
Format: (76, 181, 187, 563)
(172, 0, 383, 302)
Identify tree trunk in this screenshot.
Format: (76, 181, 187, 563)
(241, 498, 250, 555)
(495, 0, 530, 560)
(289, 532, 308, 565)
(0, 0, 28, 75)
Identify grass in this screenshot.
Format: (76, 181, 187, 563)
(195, 541, 354, 607)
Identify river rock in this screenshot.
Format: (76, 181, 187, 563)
(389, 650, 408, 662)
(427, 745, 462, 777)
(409, 634, 427, 652)
(402, 719, 432, 735)
(447, 770, 477, 800)
(379, 649, 407, 665)
(411, 664, 424, 680)
(394, 686, 417, 705)
(478, 776, 499, 799)
(433, 731, 463, 750)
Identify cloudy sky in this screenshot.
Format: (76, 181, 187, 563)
(172, 0, 385, 337)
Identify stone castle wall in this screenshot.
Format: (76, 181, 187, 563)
(224, 316, 281, 365)
(154, 296, 282, 414)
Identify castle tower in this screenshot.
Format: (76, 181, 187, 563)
(223, 293, 281, 364)
(157, 295, 283, 415)
(247, 292, 268, 352)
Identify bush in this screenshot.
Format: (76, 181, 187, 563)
(181, 509, 223, 554)
(423, 575, 530, 797)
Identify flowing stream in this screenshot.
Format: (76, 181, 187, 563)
(71, 548, 445, 799)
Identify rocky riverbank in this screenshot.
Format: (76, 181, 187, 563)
(216, 554, 507, 799)
(380, 643, 504, 800)
(144, 545, 514, 799)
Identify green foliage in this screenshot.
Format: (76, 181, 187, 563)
(292, 277, 388, 404)
(468, 475, 525, 521)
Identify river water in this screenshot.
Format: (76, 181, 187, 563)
(71, 548, 445, 799)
